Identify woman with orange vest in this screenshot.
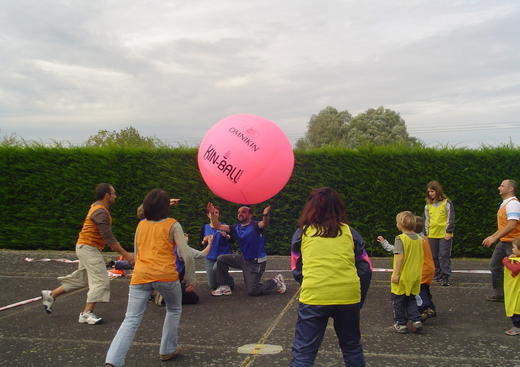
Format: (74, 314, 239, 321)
(105, 189, 195, 367)
(424, 181, 455, 287)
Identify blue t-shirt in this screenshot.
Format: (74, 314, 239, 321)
(202, 224, 232, 260)
(232, 221, 267, 260)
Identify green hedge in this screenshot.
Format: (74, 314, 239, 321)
(2, 145, 520, 257)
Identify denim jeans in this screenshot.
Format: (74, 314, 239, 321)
(392, 293, 421, 324)
(105, 281, 182, 367)
(205, 258, 218, 290)
(291, 303, 365, 367)
(418, 284, 436, 312)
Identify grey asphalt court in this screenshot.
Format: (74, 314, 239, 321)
(1, 249, 520, 367)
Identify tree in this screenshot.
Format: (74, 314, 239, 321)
(296, 106, 352, 149)
(345, 107, 419, 148)
(85, 126, 168, 148)
(296, 106, 420, 149)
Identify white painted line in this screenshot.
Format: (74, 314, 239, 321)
(200, 268, 491, 274)
(0, 296, 42, 312)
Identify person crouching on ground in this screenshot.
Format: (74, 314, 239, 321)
(105, 189, 195, 366)
(207, 203, 286, 297)
(389, 211, 424, 334)
(502, 237, 520, 336)
(291, 187, 369, 367)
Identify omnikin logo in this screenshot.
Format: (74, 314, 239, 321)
(203, 145, 244, 184)
(228, 127, 260, 152)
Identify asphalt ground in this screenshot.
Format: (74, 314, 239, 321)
(0, 249, 519, 367)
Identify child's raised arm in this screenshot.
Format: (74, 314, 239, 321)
(377, 236, 394, 252)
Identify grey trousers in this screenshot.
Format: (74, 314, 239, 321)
(215, 253, 277, 296)
(490, 241, 513, 297)
(428, 237, 452, 278)
(204, 258, 218, 290)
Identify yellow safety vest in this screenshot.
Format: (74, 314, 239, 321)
(300, 224, 360, 305)
(391, 233, 423, 296)
(504, 256, 520, 317)
(427, 199, 451, 238)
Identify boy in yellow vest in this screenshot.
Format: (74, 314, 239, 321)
(501, 237, 520, 335)
(390, 211, 424, 333)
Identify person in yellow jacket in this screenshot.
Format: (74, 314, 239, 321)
(291, 187, 368, 367)
(502, 238, 520, 335)
(41, 183, 134, 325)
(390, 211, 424, 334)
(424, 181, 455, 287)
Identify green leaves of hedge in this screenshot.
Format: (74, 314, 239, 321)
(2, 145, 519, 258)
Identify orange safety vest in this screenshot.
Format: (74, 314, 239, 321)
(497, 198, 520, 242)
(131, 218, 179, 285)
(421, 236, 435, 285)
(76, 204, 111, 250)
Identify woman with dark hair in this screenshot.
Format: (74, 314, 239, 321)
(105, 189, 195, 367)
(424, 181, 455, 286)
(291, 187, 371, 367)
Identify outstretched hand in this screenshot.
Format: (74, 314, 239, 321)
(377, 236, 385, 243)
(263, 205, 271, 216)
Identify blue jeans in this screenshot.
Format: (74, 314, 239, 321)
(392, 293, 421, 324)
(105, 281, 182, 367)
(205, 258, 218, 290)
(418, 284, 436, 312)
(291, 303, 365, 367)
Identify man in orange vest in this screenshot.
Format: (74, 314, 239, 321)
(41, 183, 134, 324)
(482, 179, 520, 302)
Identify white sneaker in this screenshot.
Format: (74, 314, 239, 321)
(41, 290, 54, 313)
(274, 274, 286, 294)
(210, 285, 232, 296)
(78, 311, 103, 324)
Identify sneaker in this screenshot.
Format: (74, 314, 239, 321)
(159, 347, 182, 361)
(440, 277, 451, 287)
(409, 320, 423, 333)
(393, 322, 408, 334)
(211, 285, 232, 296)
(420, 308, 437, 321)
(274, 274, 286, 294)
(41, 290, 54, 314)
(78, 311, 103, 324)
(486, 294, 504, 302)
(505, 327, 520, 336)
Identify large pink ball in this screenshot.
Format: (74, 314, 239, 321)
(198, 114, 294, 204)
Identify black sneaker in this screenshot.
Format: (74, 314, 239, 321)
(441, 277, 451, 286)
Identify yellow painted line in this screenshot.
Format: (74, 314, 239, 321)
(240, 288, 300, 367)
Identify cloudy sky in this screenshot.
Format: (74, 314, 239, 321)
(1, 0, 520, 148)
